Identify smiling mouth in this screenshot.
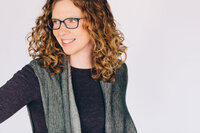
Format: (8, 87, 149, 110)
(62, 38, 76, 46)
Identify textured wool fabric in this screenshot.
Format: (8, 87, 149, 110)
(29, 56, 137, 133)
(29, 57, 81, 133)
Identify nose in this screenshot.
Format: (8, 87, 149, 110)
(58, 22, 70, 36)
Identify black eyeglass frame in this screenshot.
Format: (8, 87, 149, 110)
(47, 18, 84, 30)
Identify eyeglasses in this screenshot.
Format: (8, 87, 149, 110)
(47, 18, 84, 30)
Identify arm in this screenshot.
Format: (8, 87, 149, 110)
(0, 65, 40, 123)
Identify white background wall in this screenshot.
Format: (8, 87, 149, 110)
(0, 0, 199, 132)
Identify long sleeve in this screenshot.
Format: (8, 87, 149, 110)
(0, 65, 40, 123)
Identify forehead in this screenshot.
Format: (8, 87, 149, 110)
(52, 0, 82, 19)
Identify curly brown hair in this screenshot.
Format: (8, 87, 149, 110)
(27, 0, 127, 82)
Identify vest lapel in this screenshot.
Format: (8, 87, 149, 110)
(99, 80, 113, 133)
(29, 58, 82, 133)
(99, 63, 138, 133)
(64, 58, 82, 133)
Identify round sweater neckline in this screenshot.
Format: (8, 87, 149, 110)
(70, 66, 92, 71)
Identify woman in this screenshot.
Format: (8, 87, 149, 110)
(0, 0, 137, 132)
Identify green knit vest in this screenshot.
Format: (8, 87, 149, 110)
(27, 57, 137, 133)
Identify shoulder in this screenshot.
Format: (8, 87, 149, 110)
(11, 64, 38, 81)
(114, 62, 128, 84)
(29, 58, 42, 68)
(28, 59, 65, 83)
(28, 58, 48, 73)
(116, 62, 128, 77)
(28, 58, 52, 79)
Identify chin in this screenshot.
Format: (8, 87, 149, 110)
(63, 49, 75, 56)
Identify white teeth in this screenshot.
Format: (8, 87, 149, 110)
(63, 39, 75, 44)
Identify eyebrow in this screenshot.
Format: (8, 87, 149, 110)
(51, 17, 80, 19)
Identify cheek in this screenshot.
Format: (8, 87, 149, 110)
(83, 31, 91, 42)
(53, 31, 59, 40)
(76, 27, 90, 40)
(76, 32, 89, 43)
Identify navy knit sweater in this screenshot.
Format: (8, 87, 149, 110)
(0, 65, 105, 133)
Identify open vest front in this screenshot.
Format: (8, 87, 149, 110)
(28, 57, 137, 133)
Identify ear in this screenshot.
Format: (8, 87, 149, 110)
(88, 21, 95, 30)
(88, 21, 94, 31)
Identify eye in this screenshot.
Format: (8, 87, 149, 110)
(69, 18, 77, 23)
(52, 19, 60, 24)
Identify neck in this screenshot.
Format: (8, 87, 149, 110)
(69, 52, 93, 69)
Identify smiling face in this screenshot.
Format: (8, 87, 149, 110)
(52, 0, 93, 58)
